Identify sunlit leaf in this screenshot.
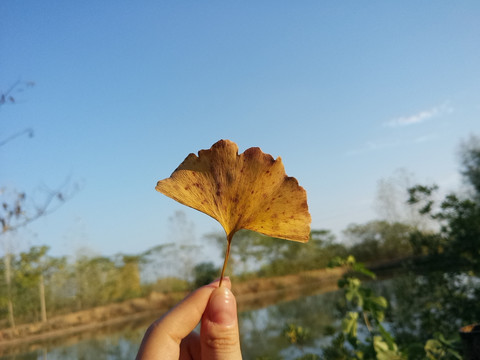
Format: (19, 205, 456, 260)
(371, 295, 388, 309)
(342, 312, 358, 337)
(373, 336, 404, 360)
(378, 323, 396, 350)
(156, 139, 311, 281)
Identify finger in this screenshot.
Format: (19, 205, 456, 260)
(179, 332, 200, 360)
(136, 278, 231, 360)
(200, 286, 242, 360)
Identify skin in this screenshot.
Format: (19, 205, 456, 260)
(136, 278, 243, 360)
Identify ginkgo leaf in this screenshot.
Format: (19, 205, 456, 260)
(155, 139, 311, 282)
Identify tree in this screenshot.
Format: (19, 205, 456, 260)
(408, 186, 480, 271)
(259, 229, 348, 276)
(458, 134, 480, 201)
(167, 210, 200, 281)
(16, 246, 65, 322)
(113, 255, 142, 300)
(407, 134, 480, 273)
(374, 169, 434, 231)
(343, 221, 414, 263)
(207, 229, 347, 278)
(1, 81, 77, 327)
(0, 80, 35, 148)
(192, 262, 218, 288)
(322, 256, 405, 360)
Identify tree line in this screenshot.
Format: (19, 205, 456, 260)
(2, 133, 479, 329)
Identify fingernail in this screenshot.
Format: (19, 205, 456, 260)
(208, 287, 236, 326)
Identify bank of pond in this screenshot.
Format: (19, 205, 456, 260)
(1, 265, 478, 360)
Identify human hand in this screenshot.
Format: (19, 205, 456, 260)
(136, 278, 242, 360)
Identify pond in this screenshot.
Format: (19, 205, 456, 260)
(1, 270, 479, 359)
(0, 284, 342, 360)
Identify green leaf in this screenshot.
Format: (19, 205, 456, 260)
(371, 295, 388, 309)
(425, 339, 445, 359)
(342, 312, 358, 337)
(328, 256, 346, 268)
(352, 261, 376, 279)
(425, 335, 462, 360)
(373, 336, 404, 360)
(378, 323, 397, 350)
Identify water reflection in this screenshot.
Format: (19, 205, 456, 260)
(2, 270, 479, 360)
(389, 271, 480, 347)
(0, 285, 342, 360)
(240, 290, 341, 359)
(0, 319, 148, 360)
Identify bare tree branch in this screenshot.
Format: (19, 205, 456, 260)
(0, 178, 80, 235)
(0, 80, 35, 107)
(0, 128, 34, 148)
(0, 80, 36, 148)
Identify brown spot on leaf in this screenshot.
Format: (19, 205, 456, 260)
(155, 139, 311, 242)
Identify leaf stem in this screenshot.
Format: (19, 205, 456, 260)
(219, 233, 233, 287)
(363, 311, 373, 333)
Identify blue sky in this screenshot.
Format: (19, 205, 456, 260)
(1, 1, 479, 260)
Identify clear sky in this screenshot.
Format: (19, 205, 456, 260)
(1, 1, 479, 260)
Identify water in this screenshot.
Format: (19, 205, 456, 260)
(239, 290, 341, 359)
(2, 271, 479, 359)
(0, 287, 343, 360)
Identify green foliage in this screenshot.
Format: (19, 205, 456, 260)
(408, 185, 480, 272)
(323, 256, 405, 360)
(14, 246, 66, 321)
(72, 254, 143, 308)
(372, 336, 404, 360)
(459, 134, 480, 199)
(150, 277, 190, 293)
(342, 312, 358, 338)
(343, 221, 414, 263)
(294, 355, 321, 360)
(192, 262, 218, 288)
(325, 260, 478, 360)
(0, 247, 148, 324)
(207, 228, 348, 278)
(390, 271, 479, 357)
(259, 230, 348, 277)
(406, 135, 480, 273)
(424, 333, 462, 360)
(283, 323, 311, 345)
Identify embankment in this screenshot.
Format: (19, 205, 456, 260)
(0, 266, 346, 354)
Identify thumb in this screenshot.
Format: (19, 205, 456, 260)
(200, 286, 242, 360)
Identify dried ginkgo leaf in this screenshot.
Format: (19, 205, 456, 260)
(156, 139, 311, 284)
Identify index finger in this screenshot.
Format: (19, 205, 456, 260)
(136, 278, 231, 360)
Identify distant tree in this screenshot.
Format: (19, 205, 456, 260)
(343, 221, 414, 263)
(167, 211, 200, 281)
(192, 262, 218, 288)
(259, 229, 348, 276)
(114, 255, 142, 299)
(458, 134, 480, 201)
(407, 134, 480, 273)
(207, 229, 285, 276)
(408, 185, 480, 271)
(140, 243, 176, 283)
(15, 246, 65, 322)
(374, 168, 434, 231)
(72, 253, 117, 308)
(209, 229, 347, 277)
